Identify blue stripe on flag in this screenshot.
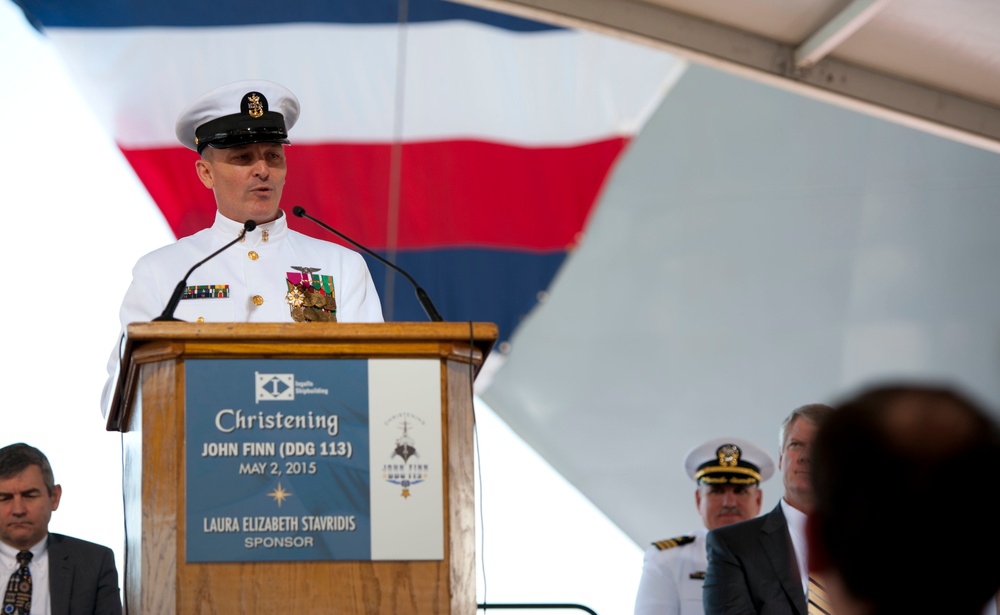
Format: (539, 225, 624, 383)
(365, 248, 567, 343)
(13, 0, 559, 31)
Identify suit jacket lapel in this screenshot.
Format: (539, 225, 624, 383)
(759, 504, 806, 615)
(46, 534, 71, 615)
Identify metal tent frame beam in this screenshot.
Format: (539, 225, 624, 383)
(793, 0, 893, 69)
(456, 0, 1000, 154)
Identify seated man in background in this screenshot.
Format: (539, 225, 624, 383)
(0, 443, 122, 614)
(807, 383, 1000, 615)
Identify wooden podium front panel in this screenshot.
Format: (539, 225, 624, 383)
(445, 358, 478, 615)
(117, 324, 493, 615)
(124, 359, 183, 614)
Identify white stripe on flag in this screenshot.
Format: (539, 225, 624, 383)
(46, 22, 684, 148)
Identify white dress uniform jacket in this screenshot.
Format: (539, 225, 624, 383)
(634, 528, 709, 615)
(101, 210, 383, 414)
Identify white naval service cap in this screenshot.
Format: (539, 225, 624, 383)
(684, 437, 775, 486)
(175, 80, 301, 153)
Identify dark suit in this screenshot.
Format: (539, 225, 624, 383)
(702, 503, 805, 615)
(47, 533, 123, 615)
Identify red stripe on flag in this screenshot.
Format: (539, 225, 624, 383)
(120, 138, 627, 250)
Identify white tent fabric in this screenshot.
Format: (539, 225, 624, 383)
(459, 0, 1000, 154)
(482, 62, 1000, 544)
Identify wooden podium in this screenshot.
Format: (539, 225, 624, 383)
(106, 321, 497, 615)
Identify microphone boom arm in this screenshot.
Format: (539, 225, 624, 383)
(292, 206, 443, 322)
(154, 220, 257, 322)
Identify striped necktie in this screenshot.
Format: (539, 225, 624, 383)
(807, 574, 832, 615)
(2, 550, 33, 615)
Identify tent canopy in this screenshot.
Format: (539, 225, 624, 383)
(457, 0, 1000, 154)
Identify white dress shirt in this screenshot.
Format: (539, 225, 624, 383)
(779, 498, 809, 595)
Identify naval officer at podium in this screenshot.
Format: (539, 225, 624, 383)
(102, 80, 384, 415)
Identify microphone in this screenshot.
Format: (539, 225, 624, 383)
(154, 220, 258, 321)
(292, 206, 444, 322)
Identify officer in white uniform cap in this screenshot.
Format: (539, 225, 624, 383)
(101, 80, 383, 416)
(634, 437, 774, 615)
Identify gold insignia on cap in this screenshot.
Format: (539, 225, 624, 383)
(717, 444, 741, 468)
(247, 93, 264, 119)
(694, 441, 763, 485)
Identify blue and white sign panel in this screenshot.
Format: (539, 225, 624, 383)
(185, 358, 443, 562)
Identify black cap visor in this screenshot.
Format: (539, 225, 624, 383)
(196, 111, 289, 154)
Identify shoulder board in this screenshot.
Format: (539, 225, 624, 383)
(652, 535, 696, 550)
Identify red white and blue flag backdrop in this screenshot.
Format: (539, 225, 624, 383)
(13, 0, 682, 342)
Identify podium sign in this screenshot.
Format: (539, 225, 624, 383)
(109, 322, 496, 615)
(186, 358, 444, 563)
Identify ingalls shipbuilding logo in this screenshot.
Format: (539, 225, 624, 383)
(255, 372, 331, 403)
(256, 372, 295, 402)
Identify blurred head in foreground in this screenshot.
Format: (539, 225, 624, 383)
(807, 383, 1000, 615)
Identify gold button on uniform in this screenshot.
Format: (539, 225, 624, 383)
(252, 295, 264, 306)
(248, 251, 259, 260)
